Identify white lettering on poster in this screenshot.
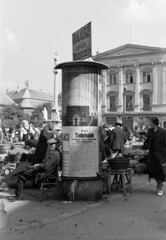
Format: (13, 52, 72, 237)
(62, 126, 99, 177)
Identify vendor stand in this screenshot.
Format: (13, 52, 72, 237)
(0, 142, 35, 175)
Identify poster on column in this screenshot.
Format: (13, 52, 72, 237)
(62, 126, 99, 177)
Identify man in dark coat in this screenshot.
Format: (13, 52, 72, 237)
(12, 138, 61, 200)
(112, 119, 126, 157)
(143, 117, 166, 196)
(163, 121, 166, 129)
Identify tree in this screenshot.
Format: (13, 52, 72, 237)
(0, 102, 53, 128)
(0, 104, 25, 127)
(138, 117, 150, 129)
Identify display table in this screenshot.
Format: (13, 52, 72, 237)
(129, 150, 148, 157)
(107, 168, 132, 196)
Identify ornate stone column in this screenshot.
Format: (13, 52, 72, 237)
(52, 53, 61, 121)
(134, 64, 140, 112)
(152, 62, 158, 105)
(117, 66, 123, 112)
(162, 62, 166, 104)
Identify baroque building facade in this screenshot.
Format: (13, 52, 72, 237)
(93, 44, 166, 129)
(6, 86, 62, 116)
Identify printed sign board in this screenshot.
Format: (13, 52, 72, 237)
(72, 22, 92, 60)
(61, 126, 99, 177)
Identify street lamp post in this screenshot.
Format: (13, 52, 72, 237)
(122, 87, 126, 129)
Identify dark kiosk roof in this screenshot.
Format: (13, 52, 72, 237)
(55, 60, 108, 70)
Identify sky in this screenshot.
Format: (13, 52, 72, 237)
(0, 0, 166, 94)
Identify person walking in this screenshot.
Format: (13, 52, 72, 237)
(144, 117, 166, 196)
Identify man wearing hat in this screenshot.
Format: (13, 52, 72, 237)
(13, 138, 61, 200)
(112, 119, 126, 158)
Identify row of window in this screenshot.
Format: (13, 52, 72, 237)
(109, 71, 151, 85)
(109, 94, 151, 111)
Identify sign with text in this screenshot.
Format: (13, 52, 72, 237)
(61, 126, 99, 177)
(72, 22, 92, 60)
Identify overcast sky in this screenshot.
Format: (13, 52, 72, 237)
(0, 0, 166, 94)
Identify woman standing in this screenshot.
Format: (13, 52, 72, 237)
(31, 122, 54, 165)
(144, 117, 166, 196)
(19, 120, 35, 142)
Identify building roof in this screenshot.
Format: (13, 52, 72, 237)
(6, 87, 62, 110)
(0, 88, 15, 106)
(7, 88, 54, 101)
(93, 44, 166, 60)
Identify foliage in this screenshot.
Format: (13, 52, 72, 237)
(0, 104, 25, 127)
(138, 117, 150, 128)
(0, 102, 53, 128)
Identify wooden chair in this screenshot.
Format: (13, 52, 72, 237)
(0, 162, 17, 175)
(40, 165, 61, 202)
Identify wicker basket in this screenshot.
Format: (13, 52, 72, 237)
(107, 157, 130, 170)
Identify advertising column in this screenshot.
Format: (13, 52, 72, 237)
(62, 64, 99, 177)
(55, 61, 108, 201)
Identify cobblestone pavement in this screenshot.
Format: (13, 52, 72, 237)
(0, 174, 166, 240)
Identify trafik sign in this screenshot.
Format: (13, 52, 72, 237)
(72, 22, 92, 60)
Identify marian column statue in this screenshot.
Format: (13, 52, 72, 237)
(52, 53, 61, 122)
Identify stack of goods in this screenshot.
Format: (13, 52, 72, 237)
(7, 145, 36, 163)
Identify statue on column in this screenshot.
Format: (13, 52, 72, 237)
(42, 107, 48, 120)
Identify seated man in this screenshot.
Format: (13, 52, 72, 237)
(13, 138, 61, 200)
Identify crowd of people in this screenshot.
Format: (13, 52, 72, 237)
(0, 119, 62, 145)
(101, 117, 166, 196)
(1, 117, 166, 198)
(0, 119, 63, 200)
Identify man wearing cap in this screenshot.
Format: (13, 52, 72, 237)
(13, 138, 61, 200)
(112, 119, 126, 157)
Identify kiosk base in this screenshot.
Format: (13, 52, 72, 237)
(61, 176, 102, 201)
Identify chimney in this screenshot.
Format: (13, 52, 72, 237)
(17, 86, 20, 92)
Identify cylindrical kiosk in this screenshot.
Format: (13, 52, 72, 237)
(55, 61, 108, 201)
